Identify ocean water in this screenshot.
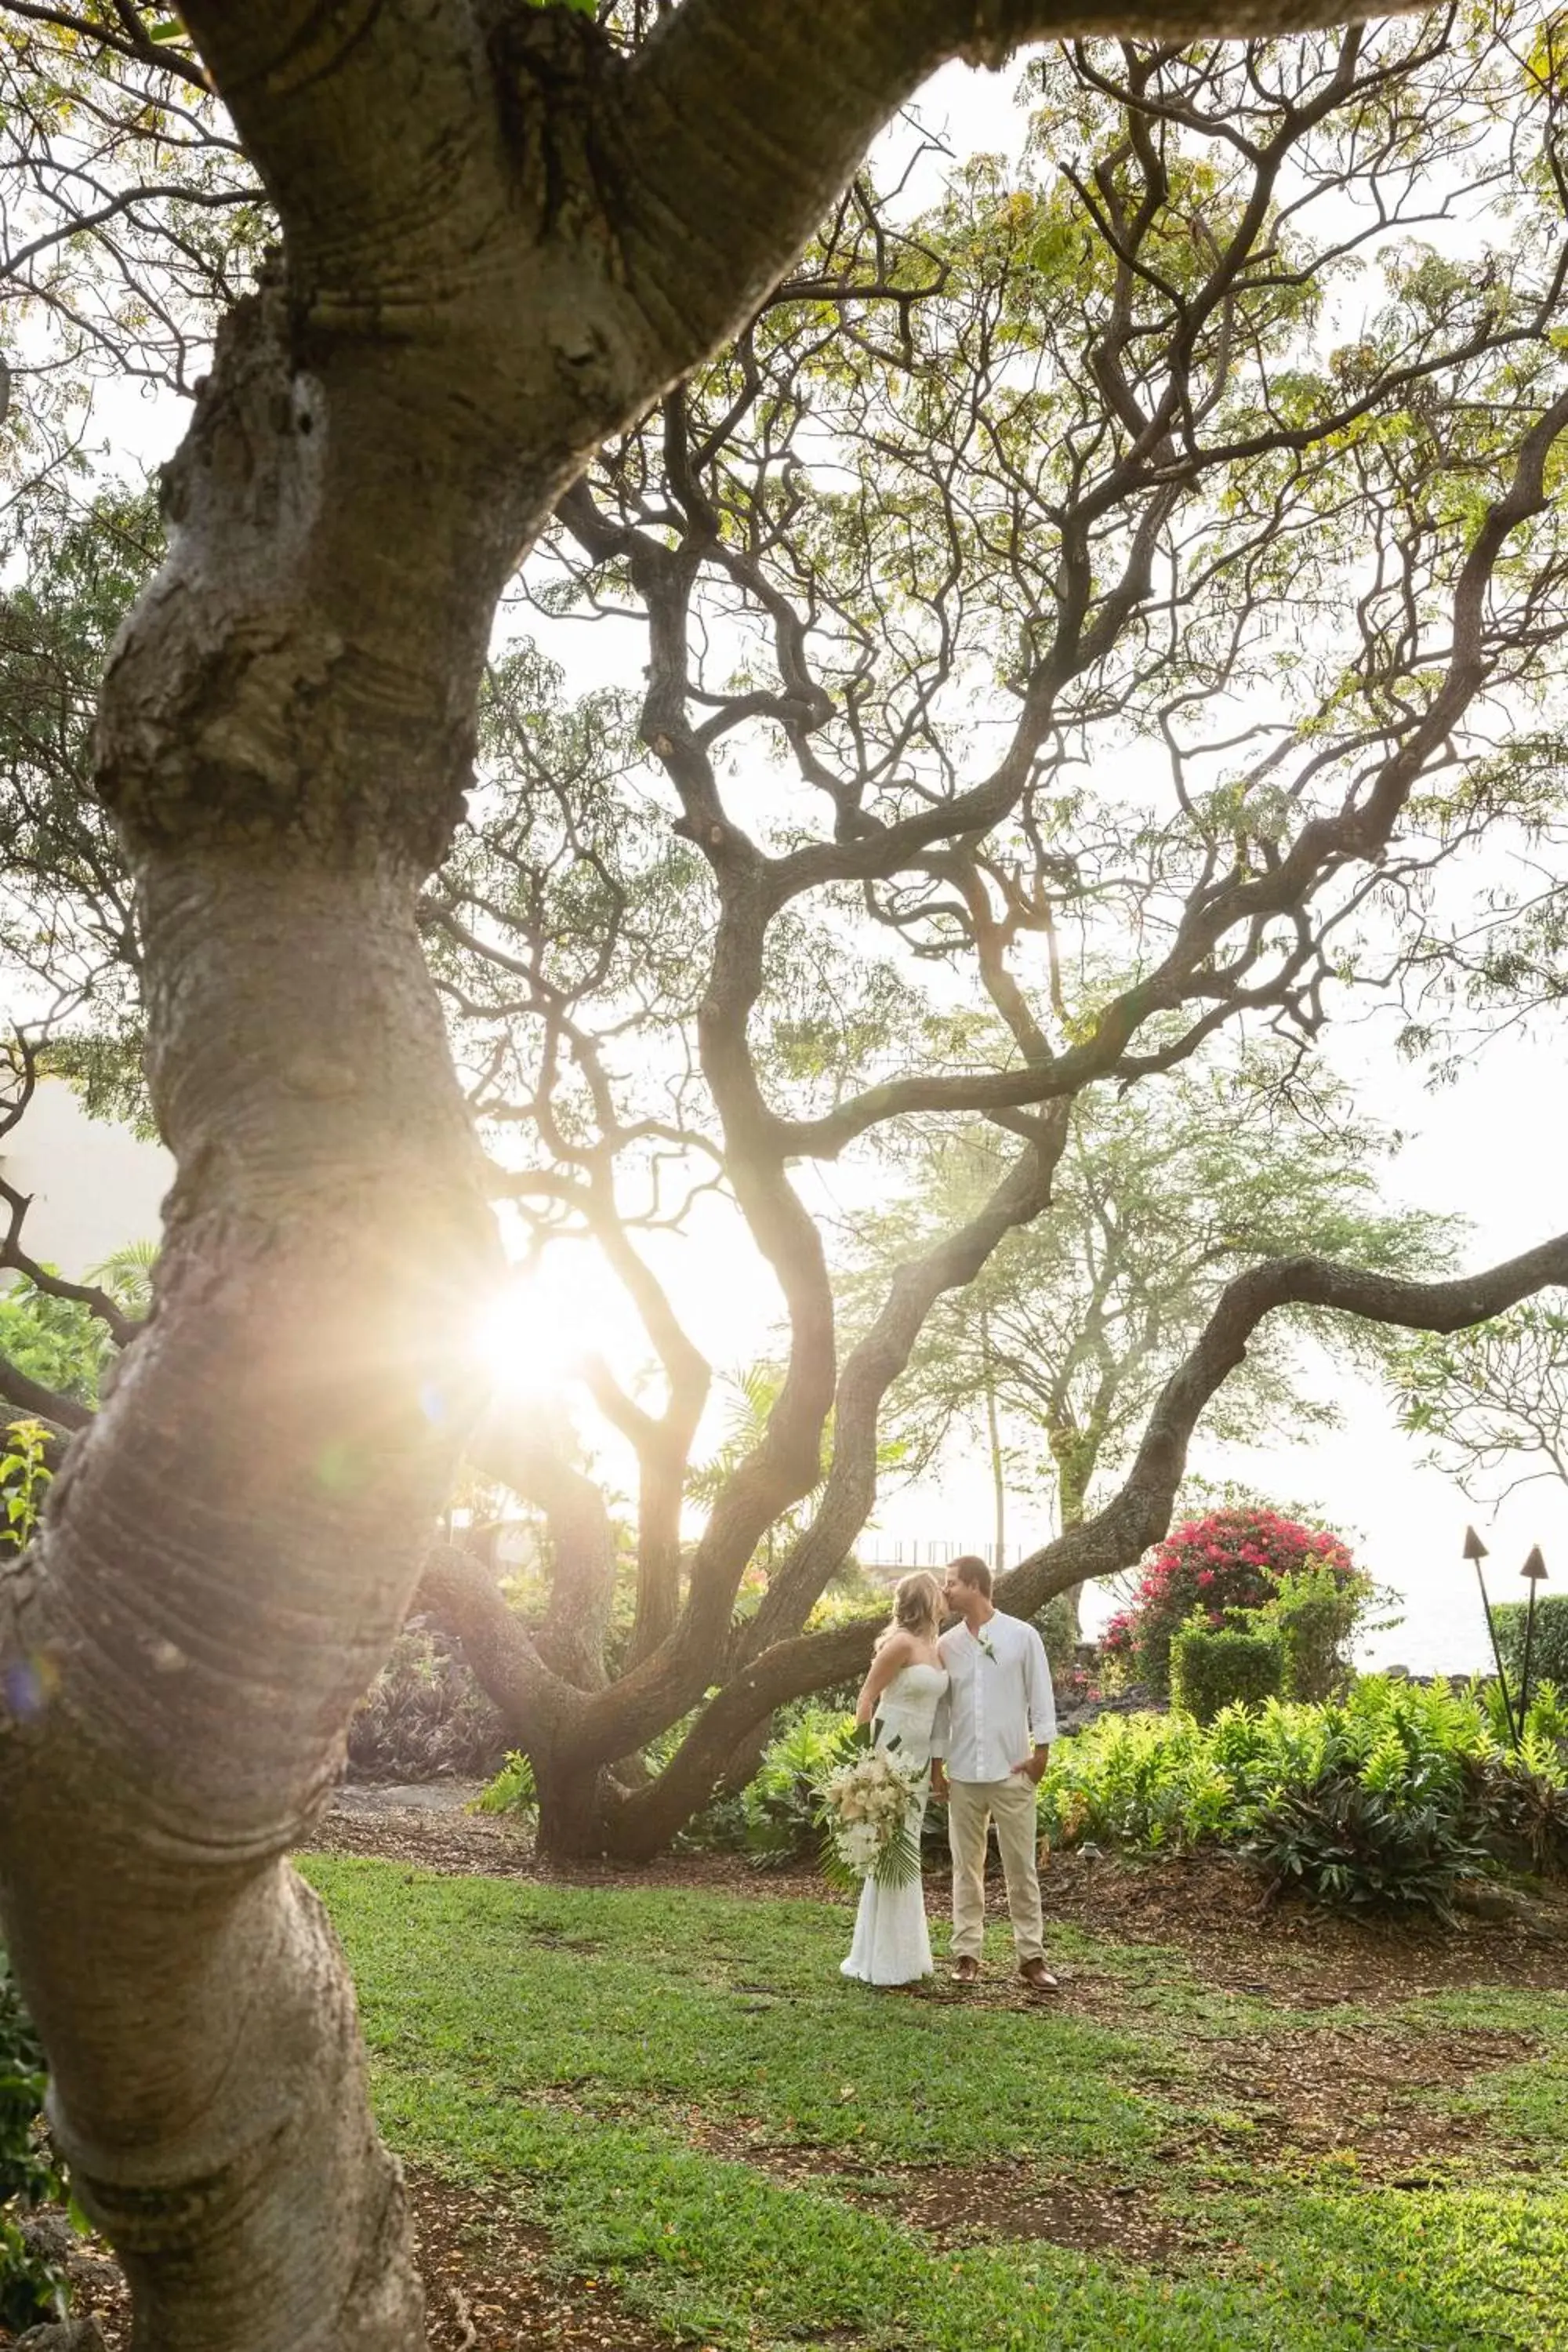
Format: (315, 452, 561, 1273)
(1078, 1554, 1499, 1680)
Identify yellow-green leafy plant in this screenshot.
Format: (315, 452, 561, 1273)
(0, 1423, 52, 1552)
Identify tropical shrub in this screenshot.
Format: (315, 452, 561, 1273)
(1041, 1709, 1239, 1855)
(1170, 1620, 1284, 1723)
(1271, 1563, 1363, 1702)
(1, 1946, 53, 2209)
(1, 1421, 53, 1552)
(346, 1631, 510, 1782)
(470, 1749, 538, 1821)
(1098, 1611, 1137, 1677)
(1102, 1504, 1361, 1697)
(1, 1946, 70, 2330)
(0, 1283, 108, 1409)
(1244, 1777, 1494, 1925)
(672, 1785, 752, 1854)
(740, 1705, 855, 1865)
(1495, 1595, 1568, 1708)
(1464, 1749, 1568, 1875)
(710, 1702, 956, 1869)
(1036, 1592, 1080, 1680)
(1038, 1675, 1568, 1915)
(0, 1248, 154, 1416)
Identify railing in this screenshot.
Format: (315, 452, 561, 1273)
(856, 1539, 1031, 1573)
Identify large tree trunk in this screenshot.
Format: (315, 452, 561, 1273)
(533, 1753, 612, 1860)
(1049, 1417, 1098, 1639)
(0, 873, 491, 2348)
(980, 1305, 1007, 1561)
(0, 276, 503, 2351)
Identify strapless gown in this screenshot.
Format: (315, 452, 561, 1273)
(840, 1659, 949, 1987)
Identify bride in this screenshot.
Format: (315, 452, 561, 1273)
(840, 1571, 949, 1988)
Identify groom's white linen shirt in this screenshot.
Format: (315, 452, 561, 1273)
(931, 1613, 1057, 1780)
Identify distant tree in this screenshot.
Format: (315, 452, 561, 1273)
(1392, 1298, 1568, 1502)
(0, 488, 161, 1123)
(10, 31, 1568, 1891)
(855, 1058, 1457, 1548)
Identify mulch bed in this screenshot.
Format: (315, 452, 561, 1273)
(3, 2172, 667, 2352)
(687, 2009, 1544, 2266)
(1186, 2017, 1535, 2177)
(683, 2131, 1189, 2267)
(410, 2171, 666, 2352)
(1039, 1846, 1568, 2001)
(313, 1783, 824, 1897)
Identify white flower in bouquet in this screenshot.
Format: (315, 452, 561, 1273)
(838, 1821, 880, 1874)
(815, 1742, 924, 1888)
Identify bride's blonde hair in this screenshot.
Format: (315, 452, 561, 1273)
(877, 1569, 942, 1648)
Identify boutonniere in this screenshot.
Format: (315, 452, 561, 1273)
(977, 1633, 997, 1663)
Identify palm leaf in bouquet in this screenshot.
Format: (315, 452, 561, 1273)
(814, 1731, 926, 1890)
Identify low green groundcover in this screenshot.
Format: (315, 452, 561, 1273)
(688, 1673, 1568, 1918)
(306, 1854, 1568, 2352)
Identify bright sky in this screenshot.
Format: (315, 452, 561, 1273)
(16, 54, 1568, 1679)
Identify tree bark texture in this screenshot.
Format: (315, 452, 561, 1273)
(1, 239, 514, 2352)
(0, 2, 1449, 2346)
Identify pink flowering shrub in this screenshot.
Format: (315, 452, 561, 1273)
(1102, 1505, 1359, 1698)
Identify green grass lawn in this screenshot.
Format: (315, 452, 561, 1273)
(302, 1855, 1568, 2351)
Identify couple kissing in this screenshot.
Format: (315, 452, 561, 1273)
(840, 1554, 1059, 1994)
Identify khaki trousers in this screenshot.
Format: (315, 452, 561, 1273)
(947, 1776, 1044, 1964)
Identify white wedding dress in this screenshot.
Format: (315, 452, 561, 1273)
(840, 1659, 949, 1987)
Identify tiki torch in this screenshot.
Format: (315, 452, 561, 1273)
(1519, 1545, 1549, 1730)
(1464, 1525, 1519, 1751)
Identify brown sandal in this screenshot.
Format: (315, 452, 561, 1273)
(949, 1955, 981, 1984)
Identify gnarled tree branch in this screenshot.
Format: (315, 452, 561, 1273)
(611, 1226, 1568, 1855)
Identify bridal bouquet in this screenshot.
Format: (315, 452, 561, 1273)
(815, 1737, 924, 1889)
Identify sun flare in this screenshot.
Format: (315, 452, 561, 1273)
(472, 1276, 585, 1401)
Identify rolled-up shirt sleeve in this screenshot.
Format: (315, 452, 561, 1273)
(1024, 1624, 1057, 1745)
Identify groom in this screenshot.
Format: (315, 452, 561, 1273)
(930, 1555, 1058, 1993)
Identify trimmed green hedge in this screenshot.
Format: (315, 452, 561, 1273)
(1171, 1621, 1284, 1723)
(1496, 1594, 1568, 1700)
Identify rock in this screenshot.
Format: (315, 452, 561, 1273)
(334, 1779, 481, 1814)
(16, 2212, 76, 2267)
(13, 2211, 120, 2308)
(1453, 1876, 1526, 1922)
(1055, 1685, 1160, 1737)
(15, 2321, 109, 2351)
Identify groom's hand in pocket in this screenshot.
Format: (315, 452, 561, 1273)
(1011, 1747, 1050, 1785)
